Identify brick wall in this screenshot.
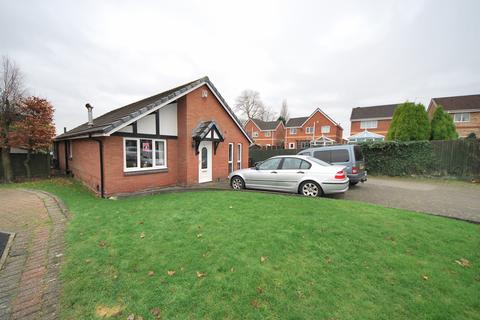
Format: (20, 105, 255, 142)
(453, 111, 480, 137)
(350, 119, 392, 136)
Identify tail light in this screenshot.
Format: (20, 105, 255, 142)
(352, 166, 358, 174)
(335, 170, 346, 180)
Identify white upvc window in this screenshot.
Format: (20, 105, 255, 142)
(228, 143, 234, 173)
(252, 131, 259, 138)
(305, 127, 313, 134)
(290, 128, 297, 134)
(360, 120, 378, 129)
(321, 126, 330, 133)
(453, 112, 470, 122)
(123, 138, 167, 172)
(288, 142, 295, 149)
(237, 143, 242, 169)
(265, 131, 271, 137)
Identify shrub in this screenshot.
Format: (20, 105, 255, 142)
(387, 102, 430, 141)
(430, 105, 458, 140)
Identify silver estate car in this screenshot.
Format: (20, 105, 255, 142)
(228, 155, 349, 197)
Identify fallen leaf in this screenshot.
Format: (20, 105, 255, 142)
(250, 299, 260, 309)
(260, 256, 268, 263)
(325, 257, 332, 264)
(95, 304, 123, 318)
(197, 233, 202, 238)
(455, 258, 471, 268)
(422, 275, 429, 281)
(197, 271, 206, 278)
(138, 221, 144, 224)
(167, 270, 176, 276)
(256, 287, 264, 294)
(229, 206, 233, 209)
(127, 314, 135, 320)
(85, 259, 92, 263)
(99, 241, 107, 248)
(150, 307, 161, 319)
(230, 267, 235, 272)
(148, 271, 155, 276)
(140, 232, 145, 239)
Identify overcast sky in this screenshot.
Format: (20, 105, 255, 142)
(1, 0, 479, 136)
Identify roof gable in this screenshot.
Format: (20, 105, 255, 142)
(286, 108, 340, 128)
(56, 77, 253, 143)
(251, 119, 283, 131)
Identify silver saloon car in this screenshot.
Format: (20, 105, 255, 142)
(228, 155, 349, 197)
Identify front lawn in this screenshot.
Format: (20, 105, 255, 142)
(9, 179, 480, 319)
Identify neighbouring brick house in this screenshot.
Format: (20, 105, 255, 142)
(284, 108, 343, 149)
(243, 119, 285, 147)
(427, 94, 480, 138)
(54, 77, 252, 197)
(349, 103, 399, 140)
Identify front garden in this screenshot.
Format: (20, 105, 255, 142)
(4, 179, 479, 319)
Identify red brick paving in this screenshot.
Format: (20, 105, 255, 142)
(0, 189, 68, 320)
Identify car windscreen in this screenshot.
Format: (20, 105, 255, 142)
(306, 156, 330, 166)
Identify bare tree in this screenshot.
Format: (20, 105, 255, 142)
(234, 89, 276, 121)
(278, 99, 290, 123)
(1, 56, 25, 182)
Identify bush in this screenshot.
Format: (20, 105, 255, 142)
(359, 141, 434, 176)
(387, 102, 430, 141)
(430, 106, 458, 140)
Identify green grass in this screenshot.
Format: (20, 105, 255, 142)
(5, 179, 480, 319)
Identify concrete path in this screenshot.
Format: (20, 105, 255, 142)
(329, 177, 480, 223)
(0, 189, 68, 320)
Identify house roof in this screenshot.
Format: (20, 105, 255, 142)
(350, 104, 399, 120)
(55, 76, 253, 143)
(285, 116, 309, 128)
(285, 108, 341, 128)
(431, 94, 480, 112)
(250, 119, 283, 131)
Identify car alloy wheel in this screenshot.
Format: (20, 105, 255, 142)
(301, 182, 320, 197)
(231, 177, 244, 190)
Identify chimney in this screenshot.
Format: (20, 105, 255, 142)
(85, 103, 94, 126)
(64, 127, 67, 133)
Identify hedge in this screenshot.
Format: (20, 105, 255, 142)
(359, 140, 480, 178)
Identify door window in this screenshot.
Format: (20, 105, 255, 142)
(258, 158, 282, 170)
(281, 158, 304, 170)
(201, 147, 208, 169)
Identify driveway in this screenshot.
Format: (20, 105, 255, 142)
(0, 189, 68, 320)
(329, 177, 480, 223)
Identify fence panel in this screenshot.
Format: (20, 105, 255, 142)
(0, 153, 51, 181)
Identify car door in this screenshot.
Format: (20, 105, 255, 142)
(277, 157, 312, 192)
(244, 158, 283, 190)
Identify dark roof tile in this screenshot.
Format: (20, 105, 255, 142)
(432, 94, 480, 111)
(251, 119, 282, 130)
(350, 104, 399, 120)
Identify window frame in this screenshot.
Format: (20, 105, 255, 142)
(237, 143, 242, 169)
(252, 131, 259, 138)
(228, 143, 234, 173)
(305, 127, 313, 134)
(264, 131, 271, 137)
(290, 128, 297, 134)
(321, 125, 331, 133)
(360, 120, 378, 129)
(288, 142, 295, 149)
(453, 112, 470, 123)
(123, 137, 167, 172)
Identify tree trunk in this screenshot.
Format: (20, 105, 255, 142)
(1, 147, 13, 183)
(23, 149, 31, 179)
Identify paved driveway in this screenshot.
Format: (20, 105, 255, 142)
(0, 189, 67, 320)
(329, 177, 480, 223)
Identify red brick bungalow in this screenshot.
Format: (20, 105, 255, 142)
(54, 77, 253, 197)
(243, 119, 285, 147)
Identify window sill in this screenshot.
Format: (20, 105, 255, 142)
(124, 168, 168, 176)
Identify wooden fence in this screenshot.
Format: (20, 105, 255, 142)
(0, 153, 51, 181)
